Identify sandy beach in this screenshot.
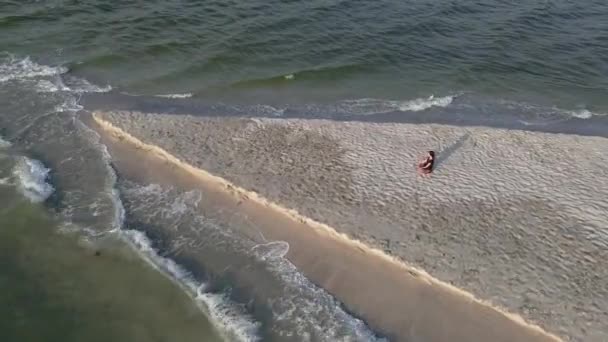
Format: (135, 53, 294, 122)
(90, 110, 607, 341)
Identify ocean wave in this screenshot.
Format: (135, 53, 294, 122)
(496, 99, 604, 121)
(332, 94, 456, 115)
(230, 95, 455, 118)
(83, 119, 124, 232)
(13, 156, 54, 203)
(35, 79, 64, 93)
(228, 64, 369, 90)
(196, 291, 262, 342)
(250, 104, 286, 117)
(54, 96, 84, 113)
(155, 93, 193, 99)
(250, 241, 386, 342)
(122, 229, 261, 342)
(35, 75, 112, 94)
(54, 75, 112, 93)
(117, 178, 383, 341)
(0, 55, 67, 83)
(0, 135, 10, 148)
(568, 109, 594, 119)
(251, 241, 290, 261)
(225, 104, 287, 117)
(398, 94, 455, 111)
(0, 54, 111, 96)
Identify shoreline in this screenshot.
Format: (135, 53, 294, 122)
(89, 111, 564, 341)
(81, 92, 608, 139)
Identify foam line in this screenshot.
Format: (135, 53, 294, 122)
(122, 229, 261, 342)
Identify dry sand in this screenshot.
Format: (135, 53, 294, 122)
(91, 110, 608, 341)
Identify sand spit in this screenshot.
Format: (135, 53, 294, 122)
(92, 111, 607, 341)
(90, 113, 559, 342)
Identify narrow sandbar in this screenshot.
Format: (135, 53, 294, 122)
(91, 110, 608, 341)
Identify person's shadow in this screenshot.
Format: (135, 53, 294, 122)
(434, 132, 471, 170)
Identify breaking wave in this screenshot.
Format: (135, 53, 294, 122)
(0, 135, 10, 148)
(13, 157, 54, 203)
(336, 94, 456, 115)
(118, 179, 384, 341)
(0, 54, 111, 95)
(222, 95, 456, 118)
(250, 240, 386, 341)
(0, 54, 67, 83)
(155, 93, 193, 99)
(1, 53, 263, 342)
(122, 229, 261, 342)
(492, 99, 604, 124)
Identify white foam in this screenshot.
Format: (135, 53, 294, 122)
(253, 245, 386, 341)
(398, 94, 454, 111)
(96, 135, 124, 233)
(65, 77, 112, 93)
(169, 189, 202, 216)
(251, 241, 290, 260)
(121, 229, 261, 342)
(569, 109, 594, 119)
(498, 99, 602, 120)
(155, 93, 193, 99)
(196, 290, 262, 342)
(13, 157, 54, 203)
(118, 183, 204, 223)
(230, 104, 286, 117)
(73, 117, 125, 233)
(0, 54, 110, 95)
(0, 135, 10, 148)
(337, 95, 455, 115)
(252, 104, 286, 117)
(284, 74, 295, 80)
(117, 181, 380, 339)
(35, 79, 63, 93)
(0, 56, 67, 83)
(54, 96, 84, 113)
(35, 75, 112, 94)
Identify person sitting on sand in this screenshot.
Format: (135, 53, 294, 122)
(417, 151, 435, 174)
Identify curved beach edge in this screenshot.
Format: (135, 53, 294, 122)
(91, 111, 563, 342)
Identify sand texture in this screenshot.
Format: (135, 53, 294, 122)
(94, 111, 608, 341)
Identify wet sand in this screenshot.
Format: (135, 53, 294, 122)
(91, 110, 608, 341)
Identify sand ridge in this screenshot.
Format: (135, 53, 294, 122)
(90, 111, 572, 341)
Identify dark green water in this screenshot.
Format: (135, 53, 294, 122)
(1, 0, 607, 109)
(1, 1, 607, 341)
(0, 153, 224, 342)
(0, 205, 223, 342)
